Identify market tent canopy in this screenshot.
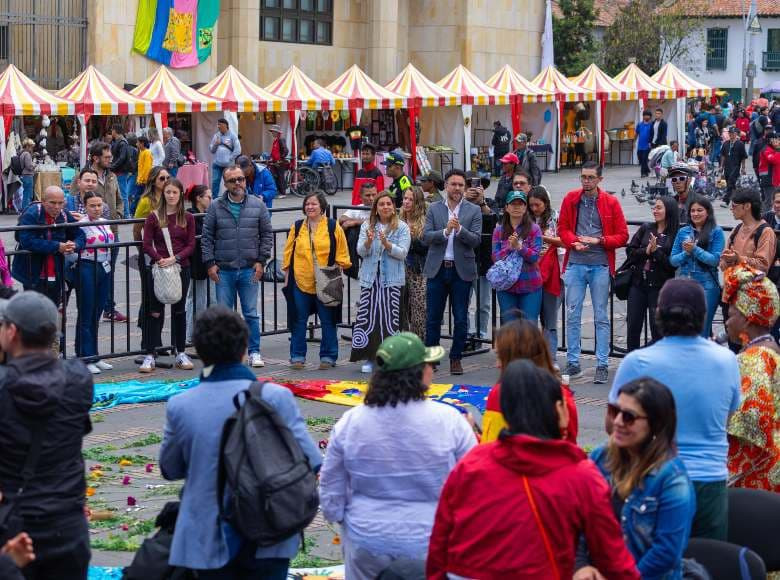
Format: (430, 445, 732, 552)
(485, 64, 556, 103)
(56, 65, 153, 117)
(437, 65, 510, 105)
(326, 65, 410, 110)
(614, 63, 677, 100)
(651, 63, 713, 98)
(0, 64, 77, 116)
(130, 65, 222, 113)
(385, 63, 461, 107)
(264, 65, 348, 111)
(570, 64, 638, 101)
(532, 65, 597, 102)
(199, 65, 286, 112)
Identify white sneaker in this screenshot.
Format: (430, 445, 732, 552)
(96, 360, 113, 371)
(87, 363, 101, 375)
(361, 362, 373, 374)
(175, 353, 194, 370)
(249, 353, 265, 368)
(139, 355, 155, 373)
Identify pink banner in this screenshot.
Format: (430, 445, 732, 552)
(169, 0, 198, 69)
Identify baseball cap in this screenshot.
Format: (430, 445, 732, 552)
(728, 125, 738, 133)
(420, 169, 443, 183)
(514, 132, 528, 142)
(267, 124, 282, 133)
(381, 152, 406, 167)
(375, 332, 445, 372)
(668, 161, 694, 177)
(657, 279, 706, 320)
(500, 152, 520, 165)
(506, 190, 527, 205)
(0, 291, 59, 336)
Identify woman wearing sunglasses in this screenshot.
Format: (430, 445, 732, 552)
(574, 378, 695, 580)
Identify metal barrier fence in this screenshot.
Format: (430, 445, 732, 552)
(0, 208, 734, 364)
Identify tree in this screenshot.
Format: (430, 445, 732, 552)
(553, 0, 600, 76)
(602, 0, 697, 76)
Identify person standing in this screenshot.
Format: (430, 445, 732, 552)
(148, 127, 165, 168)
(491, 120, 512, 177)
(514, 133, 541, 186)
(558, 162, 628, 383)
(18, 139, 35, 210)
(185, 185, 214, 346)
(109, 124, 132, 219)
(720, 185, 776, 274)
(162, 128, 182, 178)
(419, 170, 444, 204)
(134, 136, 152, 215)
(624, 197, 680, 352)
(0, 291, 94, 579)
(140, 178, 196, 373)
(201, 165, 273, 369)
(400, 187, 429, 339)
(350, 192, 411, 374)
(209, 118, 241, 194)
(611, 279, 740, 542)
(636, 110, 654, 178)
(237, 155, 277, 208)
(159, 306, 320, 579)
(651, 108, 668, 149)
(267, 124, 289, 197)
(686, 112, 698, 157)
(668, 162, 694, 225)
(719, 126, 748, 206)
(464, 173, 496, 341)
(355, 143, 384, 191)
(494, 153, 519, 210)
(382, 151, 412, 209)
(422, 169, 482, 376)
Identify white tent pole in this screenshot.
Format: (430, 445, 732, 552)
(78, 114, 88, 168)
(462, 104, 472, 171)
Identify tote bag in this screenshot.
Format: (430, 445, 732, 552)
(152, 226, 182, 304)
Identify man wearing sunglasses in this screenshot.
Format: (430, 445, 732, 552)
(668, 162, 694, 225)
(611, 278, 740, 542)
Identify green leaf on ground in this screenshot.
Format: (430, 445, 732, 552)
(305, 416, 338, 427)
(290, 536, 341, 568)
(143, 483, 183, 498)
(82, 445, 154, 464)
(121, 433, 163, 448)
(92, 414, 105, 423)
(91, 534, 142, 552)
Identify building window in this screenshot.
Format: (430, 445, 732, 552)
(765, 29, 780, 71)
(0, 25, 7, 61)
(260, 0, 333, 45)
(706, 28, 728, 71)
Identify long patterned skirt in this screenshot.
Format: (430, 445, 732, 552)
(350, 276, 401, 363)
(404, 267, 427, 341)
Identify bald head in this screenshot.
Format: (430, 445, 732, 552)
(42, 186, 65, 218)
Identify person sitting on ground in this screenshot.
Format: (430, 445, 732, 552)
(722, 264, 780, 492)
(321, 332, 477, 580)
(482, 319, 578, 444)
(427, 359, 639, 580)
(611, 278, 740, 542)
(574, 378, 695, 580)
(0, 291, 94, 579)
(159, 305, 321, 578)
(236, 154, 277, 209)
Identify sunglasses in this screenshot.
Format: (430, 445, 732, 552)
(225, 176, 246, 184)
(157, 175, 169, 181)
(607, 403, 648, 427)
(670, 176, 689, 183)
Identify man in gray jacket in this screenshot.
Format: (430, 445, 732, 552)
(210, 118, 241, 194)
(201, 165, 273, 367)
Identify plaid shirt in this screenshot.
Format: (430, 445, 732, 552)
(491, 223, 543, 294)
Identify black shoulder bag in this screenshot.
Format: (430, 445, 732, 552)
(0, 424, 45, 541)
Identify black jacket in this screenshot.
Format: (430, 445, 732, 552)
(624, 222, 676, 289)
(0, 354, 93, 519)
(477, 200, 498, 276)
(491, 126, 512, 156)
(110, 136, 132, 174)
(651, 119, 668, 148)
(187, 207, 207, 280)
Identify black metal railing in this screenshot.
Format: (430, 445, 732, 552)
(762, 51, 780, 71)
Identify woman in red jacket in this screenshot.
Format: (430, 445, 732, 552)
(427, 359, 639, 580)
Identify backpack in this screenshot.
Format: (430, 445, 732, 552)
(9, 155, 23, 176)
(729, 222, 780, 284)
(217, 381, 319, 546)
(122, 502, 192, 580)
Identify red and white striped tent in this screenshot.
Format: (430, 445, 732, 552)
(131, 65, 223, 114)
(199, 65, 287, 112)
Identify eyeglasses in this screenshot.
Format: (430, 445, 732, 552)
(607, 403, 648, 427)
(513, 181, 529, 187)
(225, 176, 246, 184)
(670, 176, 689, 183)
(580, 175, 599, 181)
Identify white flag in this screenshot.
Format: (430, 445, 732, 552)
(541, 0, 555, 69)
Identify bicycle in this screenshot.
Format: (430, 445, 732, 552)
(289, 164, 339, 197)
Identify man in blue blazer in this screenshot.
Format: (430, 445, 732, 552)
(159, 306, 321, 578)
(422, 169, 483, 375)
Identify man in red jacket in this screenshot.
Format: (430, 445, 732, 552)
(558, 162, 628, 383)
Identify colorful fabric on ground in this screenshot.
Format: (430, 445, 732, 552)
(90, 377, 491, 413)
(88, 565, 346, 579)
(132, 0, 158, 55)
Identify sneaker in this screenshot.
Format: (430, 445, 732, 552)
(139, 355, 155, 373)
(104, 310, 128, 322)
(249, 353, 265, 368)
(87, 363, 101, 375)
(176, 353, 194, 370)
(361, 362, 373, 374)
(290, 361, 305, 370)
(564, 363, 582, 378)
(593, 366, 609, 384)
(95, 360, 113, 371)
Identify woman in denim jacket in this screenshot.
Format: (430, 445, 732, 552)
(351, 191, 411, 373)
(575, 378, 696, 580)
(670, 196, 724, 337)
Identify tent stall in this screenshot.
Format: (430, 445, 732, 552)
(652, 63, 715, 149)
(436, 65, 510, 171)
(571, 64, 639, 166)
(532, 66, 598, 168)
(485, 64, 558, 171)
(264, 65, 349, 175)
(197, 65, 287, 164)
(56, 65, 153, 168)
(614, 63, 682, 156)
(385, 63, 461, 177)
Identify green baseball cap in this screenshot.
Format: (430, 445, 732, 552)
(505, 190, 527, 205)
(375, 332, 445, 372)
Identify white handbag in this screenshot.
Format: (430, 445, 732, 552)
(151, 226, 182, 304)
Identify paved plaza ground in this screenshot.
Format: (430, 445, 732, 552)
(0, 164, 742, 568)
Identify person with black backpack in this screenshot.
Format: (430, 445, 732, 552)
(720, 185, 776, 275)
(158, 305, 321, 579)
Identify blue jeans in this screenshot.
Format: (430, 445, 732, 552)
(541, 289, 561, 357)
(130, 183, 144, 216)
(20, 175, 33, 210)
(216, 267, 261, 355)
(75, 260, 109, 358)
(425, 265, 472, 360)
(710, 137, 722, 164)
(290, 283, 338, 364)
(186, 277, 216, 344)
(497, 288, 543, 325)
(117, 173, 134, 218)
(469, 275, 491, 338)
(563, 263, 611, 367)
(212, 164, 225, 194)
(701, 282, 721, 339)
(102, 237, 119, 315)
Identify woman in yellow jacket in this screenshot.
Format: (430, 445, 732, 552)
(283, 191, 351, 370)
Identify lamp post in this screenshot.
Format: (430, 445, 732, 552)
(746, 1, 761, 101)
